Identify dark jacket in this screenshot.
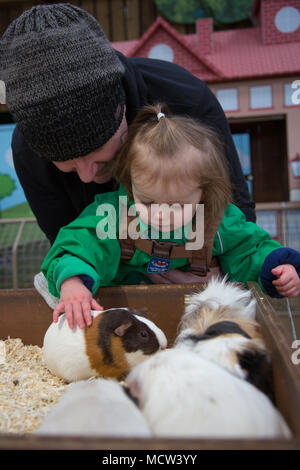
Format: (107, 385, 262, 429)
(12, 53, 255, 244)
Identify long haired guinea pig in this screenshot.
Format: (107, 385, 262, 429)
(36, 378, 151, 437)
(126, 348, 291, 438)
(42, 308, 167, 383)
(175, 277, 274, 401)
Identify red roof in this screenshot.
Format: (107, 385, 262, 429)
(112, 16, 300, 83)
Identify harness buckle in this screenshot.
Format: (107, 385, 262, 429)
(150, 241, 176, 259)
(190, 264, 209, 276)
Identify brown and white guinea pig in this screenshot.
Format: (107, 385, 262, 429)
(42, 307, 167, 383)
(126, 348, 291, 439)
(36, 378, 152, 437)
(175, 276, 274, 401)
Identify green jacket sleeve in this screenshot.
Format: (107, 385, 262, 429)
(214, 204, 282, 288)
(41, 190, 121, 297)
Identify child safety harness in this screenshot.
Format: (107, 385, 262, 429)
(118, 214, 223, 276)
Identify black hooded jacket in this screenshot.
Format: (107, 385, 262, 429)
(12, 53, 255, 244)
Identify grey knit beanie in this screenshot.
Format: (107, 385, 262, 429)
(0, 3, 125, 161)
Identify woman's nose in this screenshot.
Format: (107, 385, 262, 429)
(75, 159, 99, 183)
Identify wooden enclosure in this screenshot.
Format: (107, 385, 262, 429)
(0, 0, 194, 42)
(0, 282, 300, 450)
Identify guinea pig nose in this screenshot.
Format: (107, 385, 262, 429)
(159, 344, 167, 350)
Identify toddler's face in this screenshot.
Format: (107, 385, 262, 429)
(132, 180, 202, 232)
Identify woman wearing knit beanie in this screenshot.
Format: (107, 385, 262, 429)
(0, 3, 255, 246)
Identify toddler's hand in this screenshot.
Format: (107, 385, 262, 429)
(53, 276, 103, 329)
(271, 264, 300, 298)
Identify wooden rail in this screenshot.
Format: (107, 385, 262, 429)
(0, 283, 300, 449)
(0, 0, 196, 41)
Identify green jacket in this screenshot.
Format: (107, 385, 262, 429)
(41, 185, 281, 298)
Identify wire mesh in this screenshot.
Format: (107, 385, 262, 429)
(0, 219, 50, 289)
(256, 207, 300, 251)
(0, 206, 299, 289)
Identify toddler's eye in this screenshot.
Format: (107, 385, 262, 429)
(142, 201, 153, 206)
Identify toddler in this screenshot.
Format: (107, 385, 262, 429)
(41, 104, 300, 329)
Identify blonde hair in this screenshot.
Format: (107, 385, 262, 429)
(114, 103, 232, 220)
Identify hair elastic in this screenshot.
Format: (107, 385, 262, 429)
(157, 112, 165, 121)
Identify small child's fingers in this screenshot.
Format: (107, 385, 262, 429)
(53, 303, 65, 323)
(273, 277, 295, 289)
(81, 301, 93, 327)
(278, 287, 298, 297)
(286, 288, 300, 298)
(91, 298, 104, 311)
(272, 271, 295, 286)
(276, 286, 293, 297)
(72, 301, 86, 329)
(64, 304, 75, 330)
(276, 281, 300, 297)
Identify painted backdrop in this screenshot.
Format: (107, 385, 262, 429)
(0, 124, 27, 215)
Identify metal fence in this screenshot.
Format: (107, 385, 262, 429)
(0, 202, 299, 289)
(256, 202, 300, 252)
(0, 218, 50, 289)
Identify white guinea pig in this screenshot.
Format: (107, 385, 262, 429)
(126, 348, 291, 439)
(43, 307, 167, 383)
(36, 378, 151, 437)
(176, 276, 274, 401)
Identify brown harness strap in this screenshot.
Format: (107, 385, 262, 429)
(119, 211, 223, 276)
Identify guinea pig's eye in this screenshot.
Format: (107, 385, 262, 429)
(140, 330, 149, 338)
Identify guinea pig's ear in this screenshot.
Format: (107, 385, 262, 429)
(130, 307, 148, 318)
(114, 320, 133, 337)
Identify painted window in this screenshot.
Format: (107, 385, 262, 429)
(0, 124, 28, 214)
(148, 44, 174, 62)
(284, 81, 300, 106)
(275, 6, 300, 33)
(216, 88, 238, 111)
(250, 85, 272, 109)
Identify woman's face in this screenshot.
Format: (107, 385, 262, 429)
(52, 111, 128, 184)
(132, 178, 202, 232)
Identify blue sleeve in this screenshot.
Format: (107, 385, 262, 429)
(78, 275, 94, 292)
(260, 248, 300, 298)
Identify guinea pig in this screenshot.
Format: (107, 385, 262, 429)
(175, 276, 274, 401)
(42, 307, 167, 383)
(179, 276, 257, 334)
(36, 378, 152, 437)
(126, 348, 291, 439)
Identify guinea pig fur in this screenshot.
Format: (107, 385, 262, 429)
(36, 378, 151, 437)
(42, 307, 167, 383)
(126, 348, 291, 439)
(179, 276, 257, 334)
(175, 277, 274, 400)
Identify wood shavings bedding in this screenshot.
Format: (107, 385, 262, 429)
(0, 338, 68, 434)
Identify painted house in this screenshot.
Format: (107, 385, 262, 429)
(113, 0, 300, 205)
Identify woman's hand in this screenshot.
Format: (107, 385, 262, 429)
(53, 276, 103, 329)
(271, 264, 300, 298)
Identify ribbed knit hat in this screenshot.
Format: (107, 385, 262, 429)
(0, 3, 126, 161)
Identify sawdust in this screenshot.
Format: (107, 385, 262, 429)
(0, 338, 68, 434)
